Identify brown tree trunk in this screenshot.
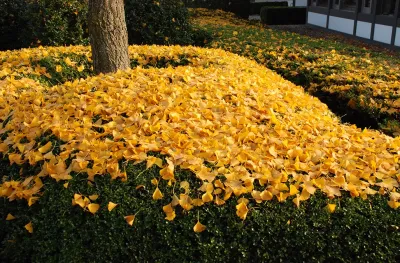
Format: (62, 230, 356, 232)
(88, 0, 130, 74)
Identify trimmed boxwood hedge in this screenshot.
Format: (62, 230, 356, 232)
(1, 154, 400, 263)
(260, 6, 306, 25)
(250, 1, 288, 15)
(182, 0, 230, 10)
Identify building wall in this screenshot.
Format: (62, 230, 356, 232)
(395, 28, 400, 46)
(306, 0, 400, 48)
(308, 12, 328, 27)
(356, 21, 372, 39)
(328, 16, 354, 35)
(373, 24, 393, 44)
(295, 0, 307, 6)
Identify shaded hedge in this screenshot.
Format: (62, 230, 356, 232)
(1, 153, 400, 263)
(250, 1, 288, 15)
(261, 7, 306, 25)
(0, 0, 211, 50)
(125, 0, 194, 45)
(182, 0, 230, 10)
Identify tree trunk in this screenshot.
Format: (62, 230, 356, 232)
(88, 0, 130, 74)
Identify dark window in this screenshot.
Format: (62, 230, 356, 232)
(333, 0, 340, 9)
(342, 0, 356, 11)
(377, 0, 396, 15)
(317, 0, 329, 7)
(361, 0, 372, 14)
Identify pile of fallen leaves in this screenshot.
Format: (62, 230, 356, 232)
(0, 45, 399, 233)
(190, 8, 400, 136)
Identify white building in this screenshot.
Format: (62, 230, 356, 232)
(307, 0, 400, 47)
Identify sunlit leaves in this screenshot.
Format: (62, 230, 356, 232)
(125, 215, 135, 226)
(6, 213, 16, 220)
(326, 203, 336, 213)
(108, 202, 118, 212)
(25, 222, 33, 233)
(88, 203, 100, 214)
(193, 220, 206, 233)
(236, 201, 249, 220)
(152, 187, 164, 200)
(163, 203, 176, 221)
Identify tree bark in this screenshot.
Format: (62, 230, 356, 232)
(88, 0, 130, 74)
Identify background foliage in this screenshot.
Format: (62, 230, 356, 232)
(0, 0, 210, 50)
(125, 0, 194, 45)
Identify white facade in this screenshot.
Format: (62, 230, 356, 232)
(395, 28, 400, 46)
(356, 21, 372, 39)
(308, 12, 327, 28)
(373, 24, 393, 44)
(307, 1, 400, 48)
(328, 16, 355, 35)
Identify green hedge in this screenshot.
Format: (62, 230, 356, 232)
(1, 154, 400, 262)
(182, 0, 230, 10)
(0, 0, 88, 50)
(125, 0, 195, 45)
(0, 0, 25, 51)
(250, 1, 288, 15)
(0, 0, 211, 50)
(261, 6, 306, 25)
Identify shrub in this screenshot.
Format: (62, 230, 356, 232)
(0, 0, 202, 50)
(1, 159, 400, 262)
(229, 0, 251, 19)
(19, 0, 89, 47)
(250, 1, 288, 15)
(182, 0, 230, 10)
(0, 0, 26, 51)
(260, 7, 306, 25)
(125, 0, 194, 45)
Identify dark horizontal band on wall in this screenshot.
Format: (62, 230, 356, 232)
(329, 9, 356, 20)
(375, 15, 397, 26)
(308, 6, 328, 15)
(357, 13, 374, 23)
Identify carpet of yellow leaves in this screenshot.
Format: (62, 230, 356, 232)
(0, 44, 399, 224)
(191, 8, 400, 136)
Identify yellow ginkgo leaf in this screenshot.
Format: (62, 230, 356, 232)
(152, 187, 163, 200)
(146, 156, 163, 169)
(28, 197, 39, 207)
(25, 222, 33, 233)
(388, 200, 400, 209)
(38, 141, 52, 153)
(289, 185, 299, 195)
(236, 201, 249, 220)
(88, 203, 100, 214)
(108, 202, 118, 211)
(163, 203, 176, 221)
(89, 195, 99, 201)
(77, 65, 85, 72)
(193, 220, 206, 233)
(151, 178, 158, 185)
(326, 203, 336, 213)
(192, 198, 204, 207)
(135, 185, 145, 190)
(160, 158, 175, 181)
(202, 192, 213, 203)
(125, 215, 135, 226)
(63, 182, 69, 188)
(6, 213, 16, 220)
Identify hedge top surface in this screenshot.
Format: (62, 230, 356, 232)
(0, 45, 399, 225)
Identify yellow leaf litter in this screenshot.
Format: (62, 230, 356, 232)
(0, 45, 399, 225)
